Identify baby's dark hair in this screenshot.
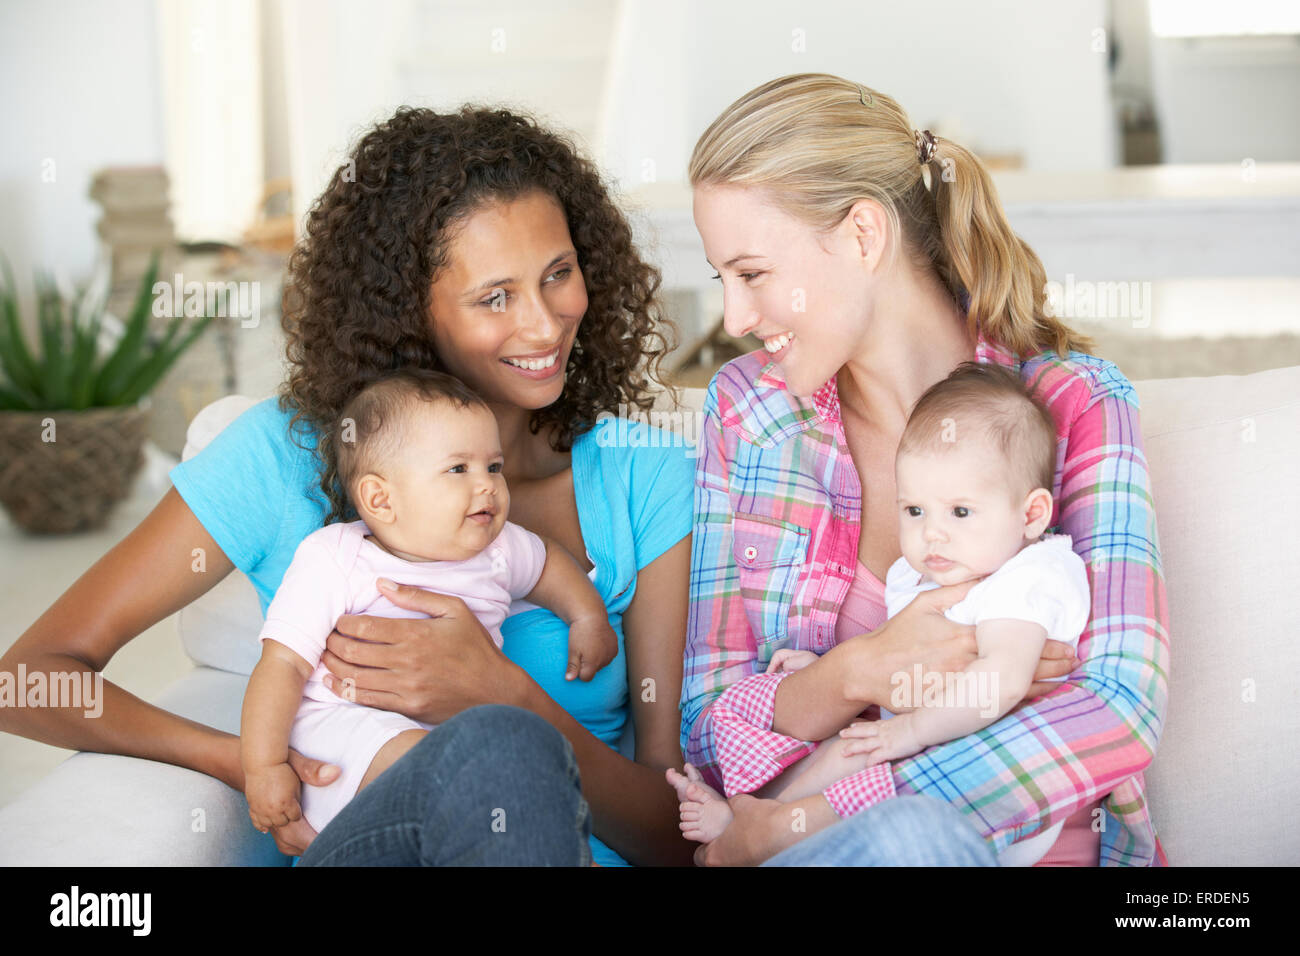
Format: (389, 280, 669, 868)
(897, 361, 1057, 499)
(334, 367, 489, 514)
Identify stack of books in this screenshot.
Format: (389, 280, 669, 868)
(89, 166, 179, 312)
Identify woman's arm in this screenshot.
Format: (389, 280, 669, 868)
(600, 534, 693, 864)
(770, 580, 986, 740)
(328, 539, 696, 866)
(841, 619, 1048, 762)
(892, 368, 1171, 863)
(0, 487, 244, 788)
(679, 385, 768, 780)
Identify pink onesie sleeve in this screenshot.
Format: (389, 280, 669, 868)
(258, 527, 353, 670)
(494, 521, 548, 600)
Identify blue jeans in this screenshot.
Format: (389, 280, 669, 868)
(762, 794, 999, 866)
(298, 704, 592, 866)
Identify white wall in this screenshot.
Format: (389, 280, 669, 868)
(0, 0, 164, 289)
(1152, 35, 1300, 163)
(279, 0, 409, 230)
(660, 0, 1118, 177)
(277, 0, 618, 230)
(597, 0, 693, 187)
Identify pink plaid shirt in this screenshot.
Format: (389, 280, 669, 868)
(680, 327, 1171, 865)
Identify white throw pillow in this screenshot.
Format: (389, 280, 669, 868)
(1136, 365, 1300, 865)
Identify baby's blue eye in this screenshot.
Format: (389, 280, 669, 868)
(448, 464, 467, 474)
(953, 506, 970, 518)
(904, 506, 921, 517)
(488, 462, 503, 474)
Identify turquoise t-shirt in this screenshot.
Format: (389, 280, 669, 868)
(169, 397, 693, 867)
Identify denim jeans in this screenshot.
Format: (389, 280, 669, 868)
(298, 704, 592, 866)
(762, 794, 999, 866)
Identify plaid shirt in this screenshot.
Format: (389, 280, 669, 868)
(680, 329, 1171, 866)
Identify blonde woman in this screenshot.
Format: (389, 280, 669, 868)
(672, 74, 1169, 866)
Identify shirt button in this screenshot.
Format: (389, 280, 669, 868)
(743, 545, 758, 561)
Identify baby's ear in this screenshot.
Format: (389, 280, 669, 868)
(355, 474, 395, 525)
(1023, 487, 1054, 536)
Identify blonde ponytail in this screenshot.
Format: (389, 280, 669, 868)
(689, 74, 1094, 359)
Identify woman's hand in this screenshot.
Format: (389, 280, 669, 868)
(848, 579, 984, 709)
(318, 578, 529, 725)
(692, 794, 785, 867)
(847, 578, 1079, 710)
(1025, 640, 1079, 699)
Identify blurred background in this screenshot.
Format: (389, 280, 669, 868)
(4, 0, 1300, 404)
(1, 0, 1298, 799)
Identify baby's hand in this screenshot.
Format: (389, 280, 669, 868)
(766, 649, 820, 674)
(244, 761, 305, 833)
(566, 614, 618, 682)
(837, 714, 923, 765)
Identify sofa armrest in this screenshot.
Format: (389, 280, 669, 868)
(0, 667, 288, 866)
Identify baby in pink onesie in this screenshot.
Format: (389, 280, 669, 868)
(240, 369, 618, 836)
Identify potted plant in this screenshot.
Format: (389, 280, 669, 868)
(0, 254, 213, 534)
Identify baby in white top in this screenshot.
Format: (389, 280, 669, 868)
(240, 369, 617, 837)
(839, 363, 1090, 766)
(671, 361, 1090, 864)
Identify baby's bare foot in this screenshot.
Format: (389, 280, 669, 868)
(667, 765, 734, 843)
(665, 763, 704, 799)
(680, 788, 734, 843)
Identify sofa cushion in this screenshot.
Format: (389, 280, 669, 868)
(1133, 364, 1300, 865)
(0, 667, 288, 865)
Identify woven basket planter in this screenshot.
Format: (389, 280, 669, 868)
(0, 404, 149, 535)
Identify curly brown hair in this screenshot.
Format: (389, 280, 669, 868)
(277, 105, 674, 525)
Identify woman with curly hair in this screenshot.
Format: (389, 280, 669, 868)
(0, 106, 696, 866)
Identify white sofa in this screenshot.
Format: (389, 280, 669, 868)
(2, 364, 1298, 865)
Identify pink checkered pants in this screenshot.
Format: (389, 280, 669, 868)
(710, 671, 896, 819)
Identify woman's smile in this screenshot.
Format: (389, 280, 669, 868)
(501, 346, 563, 377)
(761, 330, 795, 358)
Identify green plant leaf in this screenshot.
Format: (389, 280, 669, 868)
(113, 314, 213, 406)
(3, 250, 212, 411)
(0, 382, 35, 411)
(0, 304, 42, 401)
(0, 257, 43, 397)
(67, 290, 102, 410)
(35, 274, 69, 409)
(94, 252, 160, 406)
